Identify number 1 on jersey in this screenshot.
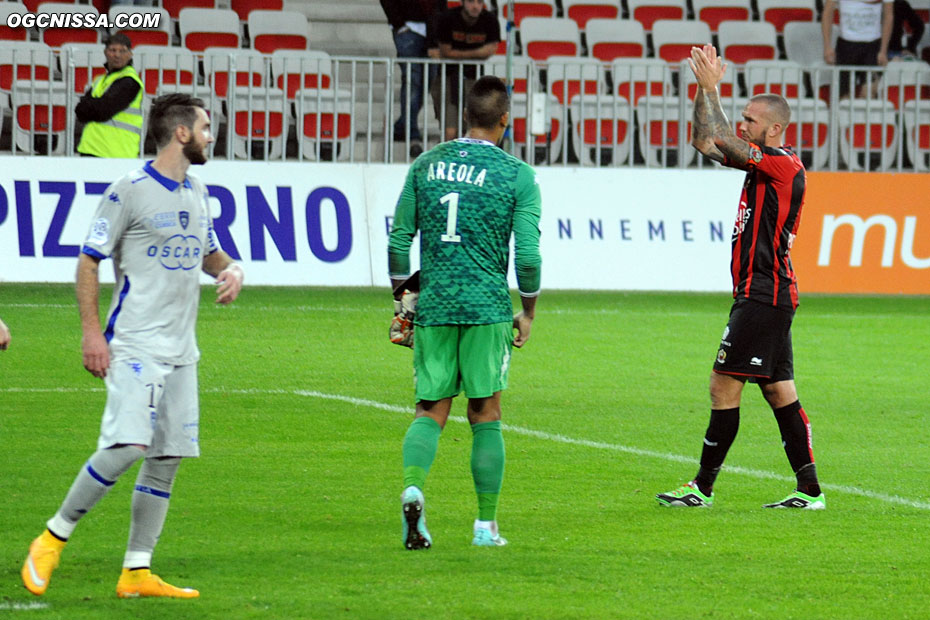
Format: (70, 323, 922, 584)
(440, 192, 461, 243)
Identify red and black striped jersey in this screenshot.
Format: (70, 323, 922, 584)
(722, 143, 806, 310)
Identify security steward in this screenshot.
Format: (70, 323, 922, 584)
(76, 33, 144, 158)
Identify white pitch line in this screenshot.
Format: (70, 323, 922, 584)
(5, 386, 930, 511)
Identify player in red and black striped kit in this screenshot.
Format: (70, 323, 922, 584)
(657, 44, 825, 510)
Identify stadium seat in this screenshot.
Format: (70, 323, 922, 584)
(161, 0, 215, 22)
(271, 50, 334, 100)
(626, 0, 686, 32)
(611, 58, 670, 104)
(784, 22, 827, 67)
(133, 45, 198, 97)
(635, 94, 698, 166)
(248, 10, 310, 54)
(691, 0, 751, 34)
(902, 100, 930, 171)
(11, 79, 68, 154)
(510, 92, 563, 164)
(179, 8, 241, 52)
(36, 2, 100, 47)
(229, 85, 288, 159)
(836, 99, 899, 171)
(203, 48, 266, 103)
(785, 98, 830, 169)
(295, 87, 353, 161)
(881, 61, 930, 110)
(546, 56, 608, 105)
(60, 43, 106, 94)
(107, 7, 172, 47)
(0, 42, 54, 104)
(520, 17, 581, 60)
(569, 94, 633, 165)
(651, 19, 712, 64)
(678, 58, 738, 98)
(0, 3, 28, 42)
(561, 0, 621, 31)
(718, 21, 777, 64)
(585, 18, 646, 61)
(499, 0, 556, 28)
(743, 59, 806, 98)
(756, 0, 816, 34)
(231, 0, 283, 24)
(482, 54, 536, 94)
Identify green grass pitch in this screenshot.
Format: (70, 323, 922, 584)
(2, 284, 930, 619)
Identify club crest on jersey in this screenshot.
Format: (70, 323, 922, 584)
(179, 211, 190, 230)
(749, 147, 763, 164)
(716, 349, 727, 364)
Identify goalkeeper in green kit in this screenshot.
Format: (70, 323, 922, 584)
(388, 75, 542, 550)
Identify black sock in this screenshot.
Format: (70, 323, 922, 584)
(694, 408, 740, 495)
(795, 463, 821, 496)
(773, 401, 819, 494)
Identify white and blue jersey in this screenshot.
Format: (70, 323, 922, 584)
(82, 161, 218, 366)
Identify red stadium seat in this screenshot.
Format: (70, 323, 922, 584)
(691, 0, 751, 34)
(561, 0, 621, 31)
(36, 2, 101, 47)
(585, 18, 646, 61)
(179, 8, 241, 52)
(248, 10, 310, 53)
(756, 0, 816, 34)
(651, 19, 711, 64)
(626, 0, 686, 32)
(0, 4, 29, 41)
(108, 7, 172, 47)
(499, 0, 556, 28)
(718, 20, 777, 64)
(519, 17, 580, 60)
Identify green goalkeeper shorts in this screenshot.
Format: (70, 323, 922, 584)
(413, 322, 513, 401)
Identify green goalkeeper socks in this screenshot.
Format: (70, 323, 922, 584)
(471, 421, 505, 521)
(402, 416, 442, 490)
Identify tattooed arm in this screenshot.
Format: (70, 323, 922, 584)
(688, 44, 751, 166)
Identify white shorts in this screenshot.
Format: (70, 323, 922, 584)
(97, 356, 200, 458)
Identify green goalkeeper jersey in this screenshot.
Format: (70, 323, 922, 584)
(388, 138, 542, 326)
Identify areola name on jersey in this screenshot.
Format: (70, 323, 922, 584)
(426, 161, 488, 186)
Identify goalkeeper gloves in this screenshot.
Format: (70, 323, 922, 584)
(390, 271, 420, 348)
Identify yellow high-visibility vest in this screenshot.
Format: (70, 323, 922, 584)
(77, 64, 144, 158)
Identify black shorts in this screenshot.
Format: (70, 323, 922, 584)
(836, 37, 882, 97)
(713, 298, 795, 383)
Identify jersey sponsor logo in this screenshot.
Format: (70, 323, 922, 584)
(152, 211, 177, 229)
(147, 234, 203, 270)
(733, 202, 751, 240)
(750, 356, 763, 366)
(89, 217, 110, 245)
(107, 192, 120, 204)
(179, 210, 190, 230)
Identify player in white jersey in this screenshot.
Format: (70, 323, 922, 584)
(21, 93, 243, 600)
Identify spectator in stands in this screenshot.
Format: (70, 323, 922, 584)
(75, 32, 144, 158)
(0, 317, 10, 350)
(431, 0, 500, 142)
(380, 0, 447, 157)
(888, 0, 925, 60)
(822, 0, 894, 98)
